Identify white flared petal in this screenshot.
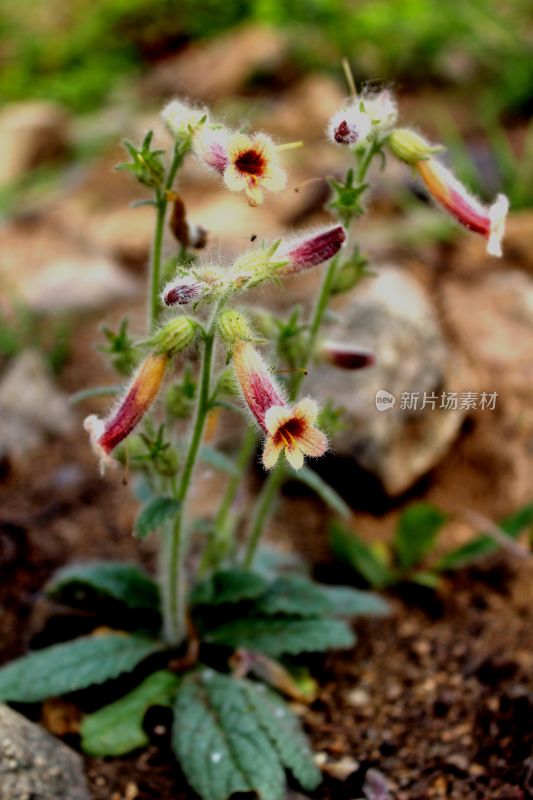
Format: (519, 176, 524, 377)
(244, 181, 264, 207)
(227, 132, 254, 161)
(264, 404, 292, 436)
(83, 415, 115, 475)
(262, 436, 282, 469)
(261, 164, 287, 192)
(224, 164, 247, 192)
(285, 444, 304, 470)
(487, 194, 509, 257)
(297, 426, 328, 458)
(293, 396, 319, 425)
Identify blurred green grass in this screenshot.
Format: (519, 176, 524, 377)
(0, 0, 531, 116)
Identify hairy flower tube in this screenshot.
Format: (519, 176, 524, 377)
(327, 101, 373, 146)
(84, 353, 169, 473)
(415, 158, 509, 257)
(193, 127, 230, 174)
(362, 89, 398, 132)
(161, 99, 208, 139)
(320, 342, 376, 370)
(388, 129, 508, 256)
(281, 226, 346, 275)
(162, 275, 209, 306)
(233, 342, 327, 470)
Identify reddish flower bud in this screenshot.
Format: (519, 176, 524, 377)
(281, 226, 346, 275)
(321, 342, 376, 370)
(162, 276, 207, 306)
(84, 353, 168, 473)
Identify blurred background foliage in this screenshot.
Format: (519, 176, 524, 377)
(0, 0, 531, 118)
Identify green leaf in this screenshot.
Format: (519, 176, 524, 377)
(206, 616, 355, 657)
(46, 561, 160, 612)
(172, 670, 320, 800)
(81, 671, 179, 756)
(134, 496, 180, 539)
(0, 634, 161, 703)
(329, 521, 394, 588)
(190, 569, 267, 607)
(409, 570, 441, 589)
(199, 446, 239, 477)
(437, 502, 533, 571)
(293, 466, 351, 518)
(256, 576, 334, 617)
(240, 680, 321, 791)
(394, 503, 447, 571)
(317, 585, 390, 617)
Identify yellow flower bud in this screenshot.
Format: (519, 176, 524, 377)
(151, 317, 198, 356)
(218, 310, 255, 344)
(388, 128, 443, 164)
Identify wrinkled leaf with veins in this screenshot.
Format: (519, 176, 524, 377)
(0, 634, 161, 703)
(81, 670, 180, 756)
(172, 670, 320, 800)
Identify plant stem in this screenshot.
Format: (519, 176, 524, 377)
(242, 138, 381, 568)
(242, 255, 339, 569)
(149, 143, 186, 330)
(213, 424, 258, 555)
(162, 305, 220, 644)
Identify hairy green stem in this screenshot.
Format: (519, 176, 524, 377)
(149, 144, 186, 330)
(162, 305, 220, 644)
(242, 255, 339, 568)
(242, 138, 381, 568)
(213, 424, 258, 558)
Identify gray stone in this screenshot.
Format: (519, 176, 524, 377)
(0, 101, 69, 188)
(0, 703, 90, 800)
(0, 350, 74, 460)
(309, 266, 466, 495)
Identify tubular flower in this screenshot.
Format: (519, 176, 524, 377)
(223, 132, 287, 206)
(233, 342, 327, 470)
(320, 342, 376, 370)
(281, 226, 346, 275)
(161, 99, 208, 139)
(362, 89, 398, 132)
(84, 353, 168, 474)
(162, 276, 208, 306)
(415, 158, 509, 257)
(327, 102, 373, 146)
(193, 127, 230, 173)
(263, 398, 328, 471)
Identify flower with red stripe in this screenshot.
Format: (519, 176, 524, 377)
(233, 342, 327, 470)
(84, 352, 168, 474)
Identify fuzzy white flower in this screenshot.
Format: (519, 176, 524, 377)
(327, 102, 373, 146)
(161, 99, 208, 139)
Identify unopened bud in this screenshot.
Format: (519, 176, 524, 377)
(388, 128, 443, 164)
(282, 226, 346, 275)
(320, 342, 376, 370)
(151, 317, 198, 356)
(162, 99, 208, 139)
(162, 276, 207, 306)
(218, 310, 255, 344)
(169, 195, 207, 249)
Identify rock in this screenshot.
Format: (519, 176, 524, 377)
(307, 266, 467, 495)
(0, 703, 90, 800)
(0, 217, 138, 313)
(0, 102, 70, 188)
(142, 24, 288, 101)
(0, 350, 74, 461)
(441, 268, 533, 395)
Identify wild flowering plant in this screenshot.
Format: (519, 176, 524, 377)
(0, 68, 508, 800)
